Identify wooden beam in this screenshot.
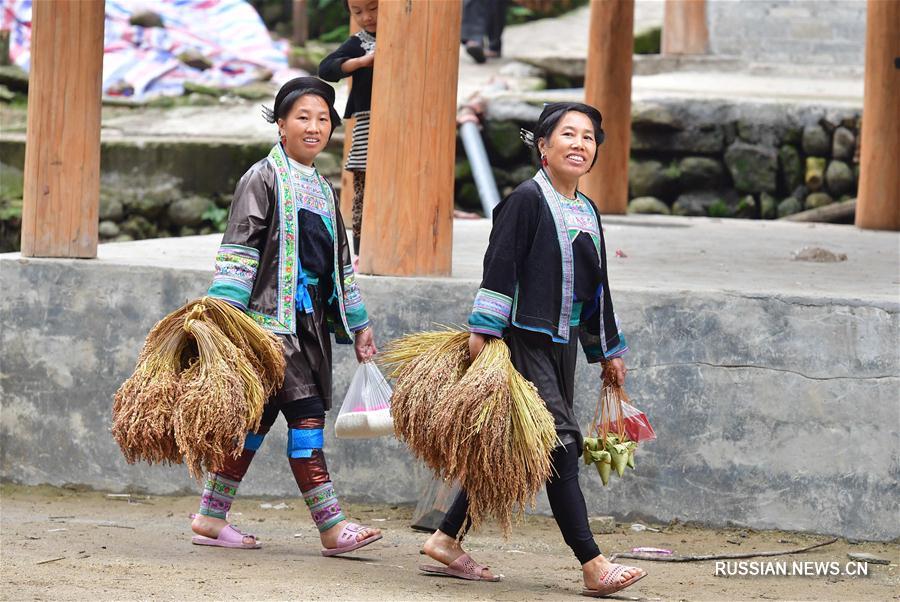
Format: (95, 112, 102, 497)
(20, 0, 104, 258)
(292, 0, 308, 46)
(581, 0, 634, 215)
(358, 0, 460, 276)
(855, 0, 900, 231)
(662, 0, 708, 55)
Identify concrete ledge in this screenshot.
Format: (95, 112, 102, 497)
(1, 219, 898, 541)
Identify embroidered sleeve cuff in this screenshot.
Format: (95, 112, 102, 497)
(341, 265, 370, 332)
(603, 334, 629, 361)
(468, 312, 506, 339)
(472, 288, 513, 324)
(208, 244, 260, 311)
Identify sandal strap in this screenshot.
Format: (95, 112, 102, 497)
(599, 563, 630, 587)
(449, 553, 490, 577)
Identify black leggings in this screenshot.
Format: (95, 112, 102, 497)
(438, 441, 601, 565)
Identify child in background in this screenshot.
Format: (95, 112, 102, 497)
(318, 0, 378, 256)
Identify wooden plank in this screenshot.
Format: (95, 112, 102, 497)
(855, 0, 900, 231)
(662, 0, 708, 55)
(21, 0, 104, 258)
(581, 0, 634, 215)
(781, 199, 856, 223)
(358, 0, 460, 276)
(292, 0, 308, 46)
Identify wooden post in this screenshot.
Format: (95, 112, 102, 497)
(292, 0, 308, 46)
(20, 0, 104, 258)
(855, 0, 900, 231)
(662, 0, 708, 55)
(581, 0, 634, 215)
(358, 0, 460, 276)
(340, 17, 361, 223)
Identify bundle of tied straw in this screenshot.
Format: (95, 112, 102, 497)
(112, 297, 285, 479)
(380, 328, 557, 535)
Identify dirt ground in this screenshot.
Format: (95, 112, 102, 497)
(0, 485, 896, 601)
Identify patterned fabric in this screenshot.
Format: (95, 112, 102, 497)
(207, 244, 260, 311)
(341, 264, 370, 332)
(532, 170, 576, 341)
(303, 482, 346, 533)
(356, 30, 376, 54)
(468, 288, 513, 338)
(198, 473, 240, 520)
(245, 144, 299, 334)
(345, 111, 370, 171)
(289, 159, 335, 225)
(559, 194, 601, 251)
(351, 171, 366, 248)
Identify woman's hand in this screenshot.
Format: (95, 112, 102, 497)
(468, 332, 488, 363)
(602, 357, 627, 386)
(354, 327, 377, 363)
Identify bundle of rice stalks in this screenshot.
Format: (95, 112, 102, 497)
(112, 297, 285, 479)
(380, 329, 557, 535)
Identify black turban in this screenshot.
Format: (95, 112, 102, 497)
(262, 76, 342, 138)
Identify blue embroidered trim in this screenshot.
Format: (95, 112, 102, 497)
(286, 428, 324, 459)
(533, 169, 574, 342)
(244, 432, 266, 452)
(472, 288, 513, 322)
(208, 244, 260, 311)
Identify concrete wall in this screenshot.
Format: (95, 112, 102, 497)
(707, 0, 866, 68)
(1, 255, 898, 540)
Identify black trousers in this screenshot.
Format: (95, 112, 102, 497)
(438, 442, 602, 565)
(461, 0, 508, 52)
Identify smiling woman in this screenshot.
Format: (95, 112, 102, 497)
(195, 76, 383, 557)
(419, 102, 646, 598)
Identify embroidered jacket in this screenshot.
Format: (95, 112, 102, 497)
(208, 144, 369, 343)
(468, 170, 628, 363)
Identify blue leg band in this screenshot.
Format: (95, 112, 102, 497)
(244, 432, 266, 452)
(287, 428, 324, 458)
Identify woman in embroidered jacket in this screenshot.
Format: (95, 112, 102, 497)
(190, 76, 382, 556)
(419, 103, 647, 597)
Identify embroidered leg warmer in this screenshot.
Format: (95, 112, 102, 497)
(197, 429, 268, 519)
(287, 416, 346, 532)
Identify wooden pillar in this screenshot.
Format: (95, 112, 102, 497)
(340, 17, 361, 223)
(662, 0, 708, 55)
(20, 0, 104, 258)
(358, 0, 460, 276)
(856, 0, 900, 231)
(292, 0, 308, 46)
(581, 0, 634, 215)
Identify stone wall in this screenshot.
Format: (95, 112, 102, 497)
(470, 98, 861, 221)
(706, 0, 866, 68)
(1, 252, 897, 540)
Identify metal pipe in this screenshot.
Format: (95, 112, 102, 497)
(457, 104, 501, 218)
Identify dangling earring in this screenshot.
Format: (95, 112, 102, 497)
(279, 130, 286, 144)
(540, 154, 548, 167)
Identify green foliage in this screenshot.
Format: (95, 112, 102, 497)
(707, 199, 732, 218)
(202, 205, 229, 233)
(633, 27, 661, 54)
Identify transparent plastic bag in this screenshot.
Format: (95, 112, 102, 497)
(335, 361, 394, 439)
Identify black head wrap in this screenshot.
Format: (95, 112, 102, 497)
(262, 76, 342, 139)
(521, 102, 605, 169)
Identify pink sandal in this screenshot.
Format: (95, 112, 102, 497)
(190, 514, 261, 549)
(581, 563, 646, 597)
(419, 553, 502, 582)
(191, 524, 261, 549)
(320, 522, 382, 557)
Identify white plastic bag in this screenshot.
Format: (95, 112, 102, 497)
(335, 361, 394, 439)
